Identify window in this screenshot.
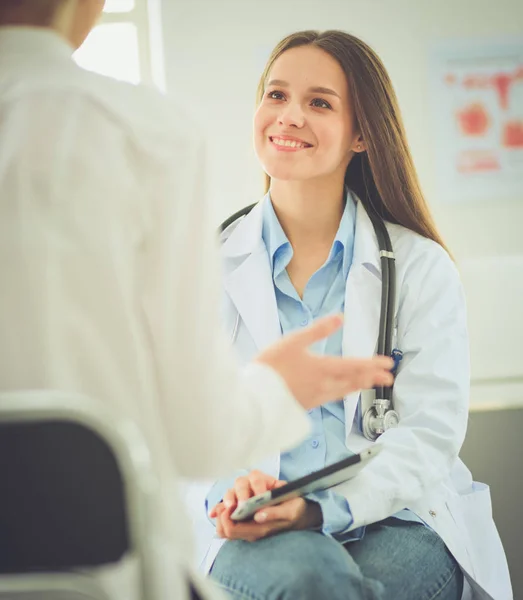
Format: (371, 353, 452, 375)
(74, 0, 165, 90)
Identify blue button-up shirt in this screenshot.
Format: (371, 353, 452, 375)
(261, 193, 362, 541)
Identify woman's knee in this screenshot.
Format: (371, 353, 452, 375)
(210, 531, 381, 600)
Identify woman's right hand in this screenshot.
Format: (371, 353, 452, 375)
(208, 470, 278, 519)
(255, 314, 394, 411)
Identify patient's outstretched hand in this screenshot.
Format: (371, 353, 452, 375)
(255, 315, 393, 410)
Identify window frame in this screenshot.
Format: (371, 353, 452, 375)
(97, 0, 166, 90)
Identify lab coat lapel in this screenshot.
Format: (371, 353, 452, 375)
(221, 199, 282, 478)
(343, 200, 382, 432)
(221, 200, 282, 352)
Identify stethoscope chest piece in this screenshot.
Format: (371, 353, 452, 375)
(362, 400, 400, 442)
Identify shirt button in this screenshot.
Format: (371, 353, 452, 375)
(311, 440, 319, 449)
(300, 319, 308, 326)
(429, 510, 437, 517)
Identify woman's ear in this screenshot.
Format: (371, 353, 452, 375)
(351, 135, 367, 153)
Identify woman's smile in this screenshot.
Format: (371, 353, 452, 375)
(269, 135, 313, 152)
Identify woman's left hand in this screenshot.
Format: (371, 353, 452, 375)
(212, 483, 323, 542)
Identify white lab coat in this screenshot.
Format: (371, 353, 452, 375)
(186, 197, 513, 600)
(0, 28, 311, 600)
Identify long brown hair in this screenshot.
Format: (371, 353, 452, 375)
(257, 30, 449, 253)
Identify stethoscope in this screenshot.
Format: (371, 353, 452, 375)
(219, 204, 402, 441)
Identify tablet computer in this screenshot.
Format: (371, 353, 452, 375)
(230, 445, 382, 522)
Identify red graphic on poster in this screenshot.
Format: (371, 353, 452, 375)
(446, 63, 523, 154)
(436, 44, 523, 198)
(491, 73, 512, 110)
(457, 150, 500, 173)
(503, 121, 523, 148)
(456, 103, 490, 136)
(449, 68, 519, 111)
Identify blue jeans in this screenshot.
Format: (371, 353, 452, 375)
(209, 518, 463, 600)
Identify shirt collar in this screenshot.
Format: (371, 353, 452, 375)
(0, 26, 74, 62)
(262, 192, 291, 274)
(261, 189, 357, 279)
(334, 191, 357, 280)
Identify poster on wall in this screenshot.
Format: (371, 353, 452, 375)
(430, 38, 523, 202)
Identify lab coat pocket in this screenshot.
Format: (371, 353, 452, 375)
(445, 482, 493, 580)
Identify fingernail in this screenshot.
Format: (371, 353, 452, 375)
(254, 512, 267, 523)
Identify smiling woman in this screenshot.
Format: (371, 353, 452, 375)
(185, 28, 512, 600)
(255, 31, 448, 252)
(254, 45, 355, 198)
